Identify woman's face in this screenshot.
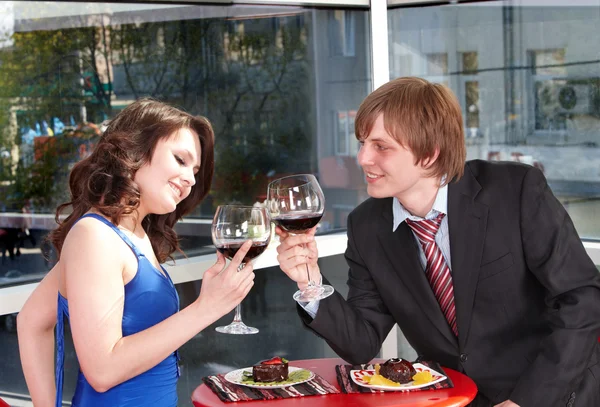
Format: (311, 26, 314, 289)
(134, 127, 201, 216)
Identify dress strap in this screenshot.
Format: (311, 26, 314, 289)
(78, 213, 144, 258)
(55, 295, 68, 407)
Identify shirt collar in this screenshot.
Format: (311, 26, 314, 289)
(392, 183, 448, 232)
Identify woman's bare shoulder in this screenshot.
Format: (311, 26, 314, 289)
(61, 215, 126, 262)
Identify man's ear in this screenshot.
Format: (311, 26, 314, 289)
(421, 148, 440, 169)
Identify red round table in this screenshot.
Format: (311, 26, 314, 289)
(192, 358, 478, 407)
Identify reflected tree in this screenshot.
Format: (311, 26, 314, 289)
(0, 20, 111, 210)
(0, 13, 314, 212)
(112, 15, 313, 208)
(207, 18, 312, 206)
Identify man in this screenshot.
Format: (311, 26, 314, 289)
(276, 77, 600, 407)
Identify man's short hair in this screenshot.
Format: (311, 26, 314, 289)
(355, 77, 466, 183)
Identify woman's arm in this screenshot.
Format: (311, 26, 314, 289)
(62, 218, 254, 392)
(17, 265, 59, 407)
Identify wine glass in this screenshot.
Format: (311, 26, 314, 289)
(267, 174, 334, 302)
(211, 205, 271, 334)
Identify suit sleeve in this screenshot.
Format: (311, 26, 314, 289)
(297, 211, 396, 364)
(509, 166, 600, 406)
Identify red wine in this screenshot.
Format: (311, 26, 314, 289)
(215, 241, 269, 262)
(272, 213, 322, 233)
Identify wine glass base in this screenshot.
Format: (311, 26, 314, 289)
(293, 284, 335, 302)
(215, 321, 259, 335)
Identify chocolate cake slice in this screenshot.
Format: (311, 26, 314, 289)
(378, 358, 417, 384)
(252, 356, 289, 382)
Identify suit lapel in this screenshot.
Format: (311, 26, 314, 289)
(377, 200, 457, 347)
(448, 167, 488, 348)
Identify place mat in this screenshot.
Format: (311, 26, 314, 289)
(202, 371, 339, 402)
(335, 360, 454, 393)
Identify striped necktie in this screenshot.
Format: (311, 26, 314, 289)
(405, 213, 458, 336)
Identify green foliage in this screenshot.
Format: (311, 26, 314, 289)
(0, 14, 314, 213)
(209, 20, 313, 207)
(0, 136, 77, 212)
(0, 30, 83, 116)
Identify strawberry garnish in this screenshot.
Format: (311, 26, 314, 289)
(261, 356, 287, 365)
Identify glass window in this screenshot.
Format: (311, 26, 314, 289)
(462, 51, 478, 75)
(461, 51, 481, 137)
(0, 2, 371, 288)
(0, 1, 371, 404)
(335, 110, 358, 156)
(529, 49, 599, 136)
(328, 10, 356, 57)
(389, 1, 600, 239)
(465, 81, 480, 130)
(336, 111, 349, 154)
(426, 52, 448, 76)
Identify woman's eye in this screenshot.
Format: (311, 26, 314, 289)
(376, 144, 387, 151)
(174, 155, 185, 165)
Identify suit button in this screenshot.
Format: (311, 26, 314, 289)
(570, 392, 576, 398)
(567, 401, 573, 407)
(460, 353, 468, 362)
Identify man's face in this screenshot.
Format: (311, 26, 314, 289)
(357, 114, 429, 201)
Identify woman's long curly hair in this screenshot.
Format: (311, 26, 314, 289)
(49, 98, 215, 263)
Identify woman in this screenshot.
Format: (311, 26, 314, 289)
(17, 98, 255, 407)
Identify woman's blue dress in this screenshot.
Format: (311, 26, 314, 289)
(55, 213, 180, 406)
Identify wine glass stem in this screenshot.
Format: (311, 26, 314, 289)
(233, 262, 245, 323)
(302, 243, 316, 287)
(305, 264, 316, 287)
(233, 304, 243, 323)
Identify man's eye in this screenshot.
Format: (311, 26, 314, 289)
(376, 144, 387, 151)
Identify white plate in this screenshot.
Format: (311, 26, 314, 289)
(224, 366, 315, 389)
(350, 363, 447, 391)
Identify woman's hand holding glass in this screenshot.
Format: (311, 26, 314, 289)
(275, 226, 321, 292)
(196, 240, 255, 325)
(210, 204, 271, 334)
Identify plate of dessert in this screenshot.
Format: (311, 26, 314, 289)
(225, 356, 315, 389)
(350, 358, 447, 391)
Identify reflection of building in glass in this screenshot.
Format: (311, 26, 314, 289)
(328, 10, 356, 57)
(0, 3, 372, 230)
(335, 110, 358, 156)
(461, 51, 480, 133)
(0, 2, 15, 48)
(388, 4, 600, 202)
(312, 10, 370, 228)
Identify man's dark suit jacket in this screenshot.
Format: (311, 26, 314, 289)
(300, 160, 600, 407)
